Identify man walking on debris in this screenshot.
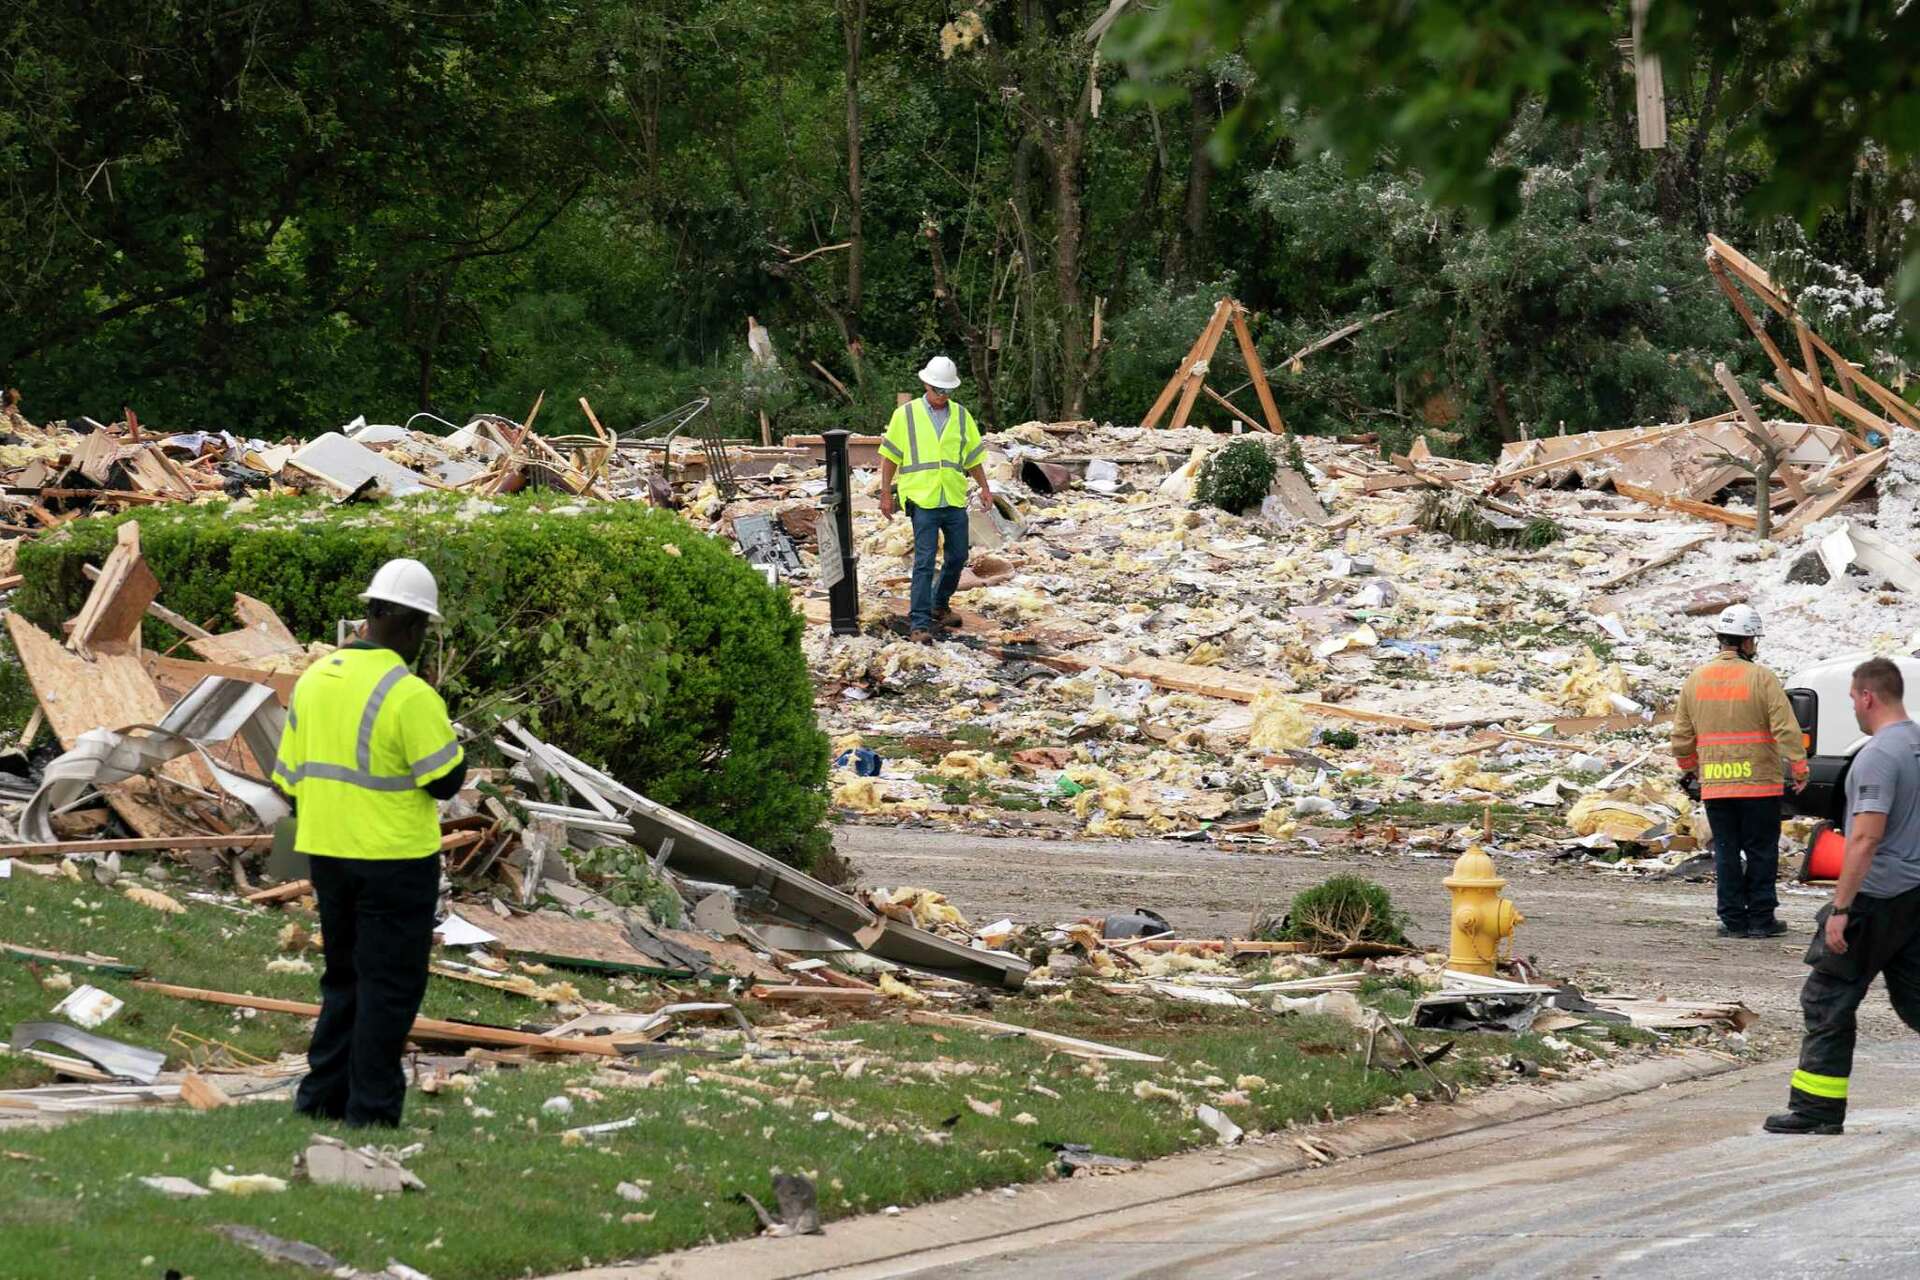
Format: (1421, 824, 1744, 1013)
(272, 559, 466, 1127)
(1767, 658, 1920, 1135)
(1671, 604, 1807, 939)
(877, 355, 993, 644)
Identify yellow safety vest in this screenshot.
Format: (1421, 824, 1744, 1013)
(880, 397, 985, 508)
(272, 646, 463, 859)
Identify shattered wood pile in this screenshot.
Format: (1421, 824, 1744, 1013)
(1483, 236, 1910, 541)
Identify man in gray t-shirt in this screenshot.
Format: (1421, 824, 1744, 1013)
(1850, 718, 1920, 898)
(1767, 657, 1920, 1135)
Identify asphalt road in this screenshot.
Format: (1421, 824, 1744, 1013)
(858, 1041, 1920, 1280)
(833, 825, 1859, 1037)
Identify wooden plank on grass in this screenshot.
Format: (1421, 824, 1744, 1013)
(131, 981, 621, 1056)
(0, 835, 276, 857)
(907, 1010, 1164, 1062)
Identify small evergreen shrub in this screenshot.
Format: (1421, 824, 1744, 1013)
(1260, 874, 1411, 948)
(1195, 437, 1278, 514)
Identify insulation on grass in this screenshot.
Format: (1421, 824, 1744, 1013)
(832, 777, 887, 813)
(123, 885, 185, 914)
(935, 751, 1009, 781)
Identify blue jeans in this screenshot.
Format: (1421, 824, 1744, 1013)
(1706, 796, 1781, 930)
(907, 501, 969, 632)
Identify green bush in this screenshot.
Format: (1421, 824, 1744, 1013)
(1260, 874, 1411, 948)
(15, 495, 830, 869)
(1195, 437, 1278, 514)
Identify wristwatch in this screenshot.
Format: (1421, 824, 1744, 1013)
(1831, 905, 1851, 917)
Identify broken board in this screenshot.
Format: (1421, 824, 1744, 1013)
(5, 614, 214, 837)
(453, 908, 666, 974)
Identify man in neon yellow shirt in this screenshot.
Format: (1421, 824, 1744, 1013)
(273, 558, 464, 1127)
(877, 355, 994, 643)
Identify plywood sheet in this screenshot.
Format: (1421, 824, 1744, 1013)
(6, 615, 213, 835)
(453, 907, 662, 973)
(189, 627, 306, 668)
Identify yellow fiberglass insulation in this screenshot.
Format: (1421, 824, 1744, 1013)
(1555, 649, 1630, 716)
(832, 776, 887, 813)
(1247, 691, 1313, 751)
(1566, 793, 1665, 840)
(1437, 757, 1510, 792)
(936, 750, 1009, 780)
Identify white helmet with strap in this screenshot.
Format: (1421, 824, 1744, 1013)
(360, 558, 443, 622)
(917, 355, 962, 390)
(1713, 603, 1763, 638)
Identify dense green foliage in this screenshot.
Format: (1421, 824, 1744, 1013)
(2, 1, 1912, 459)
(1118, 0, 1920, 332)
(1265, 874, 1412, 948)
(14, 497, 829, 867)
(1194, 437, 1276, 514)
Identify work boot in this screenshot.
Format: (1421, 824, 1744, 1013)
(932, 607, 963, 631)
(1763, 1110, 1843, 1135)
(1748, 918, 1789, 939)
(1716, 923, 1749, 938)
(909, 629, 933, 645)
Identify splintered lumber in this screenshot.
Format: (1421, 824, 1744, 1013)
(1025, 648, 1434, 729)
(0, 835, 276, 858)
(5, 614, 215, 837)
(243, 880, 312, 904)
(82, 564, 213, 641)
(68, 522, 158, 657)
(131, 982, 621, 1056)
(189, 597, 307, 667)
(144, 654, 296, 705)
(1775, 448, 1889, 539)
(1488, 420, 1700, 492)
(1228, 303, 1288, 434)
(0, 942, 141, 975)
(1590, 533, 1715, 592)
(1200, 383, 1268, 430)
(1143, 300, 1230, 429)
(748, 985, 884, 1004)
(907, 1010, 1164, 1063)
(453, 907, 669, 974)
(1611, 481, 1757, 531)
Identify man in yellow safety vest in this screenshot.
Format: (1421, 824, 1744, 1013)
(273, 558, 465, 1127)
(877, 355, 993, 643)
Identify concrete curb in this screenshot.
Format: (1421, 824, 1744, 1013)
(551, 1047, 1751, 1280)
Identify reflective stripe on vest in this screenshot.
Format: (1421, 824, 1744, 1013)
(273, 657, 452, 792)
(893, 399, 975, 507)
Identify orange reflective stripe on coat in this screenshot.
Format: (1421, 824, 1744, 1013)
(1670, 651, 1807, 801)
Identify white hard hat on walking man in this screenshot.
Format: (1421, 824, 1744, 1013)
(918, 356, 962, 390)
(360, 558, 443, 622)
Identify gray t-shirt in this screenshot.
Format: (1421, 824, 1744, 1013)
(926, 400, 951, 436)
(1848, 718, 1920, 898)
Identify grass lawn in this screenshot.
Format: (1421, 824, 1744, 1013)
(0, 865, 1634, 1280)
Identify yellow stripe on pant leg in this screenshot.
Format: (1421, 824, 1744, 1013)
(1790, 1069, 1849, 1099)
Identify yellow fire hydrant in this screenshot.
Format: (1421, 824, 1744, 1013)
(1444, 846, 1522, 975)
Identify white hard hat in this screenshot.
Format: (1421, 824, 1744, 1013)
(917, 355, 962, 390)
(1713, 603, 1763, 637)
(360, 558, 442, 622)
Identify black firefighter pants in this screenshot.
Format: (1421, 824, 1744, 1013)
(1787, 884, 1920, 1123)
(295, 853, 439, 1127)
(1705, 795, 1781, 931)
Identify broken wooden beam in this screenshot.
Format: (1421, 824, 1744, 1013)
(907, 1010, 1164, 1062)
(0, 834, 276, 858)
(131, 982, 622, 1056)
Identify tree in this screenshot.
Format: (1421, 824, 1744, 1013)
(1113, 0, 1920, 342)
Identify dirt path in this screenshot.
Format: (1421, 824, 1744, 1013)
(834, 824, 1891, 1045)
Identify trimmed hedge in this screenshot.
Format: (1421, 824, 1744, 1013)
(16, 495, 830, 869)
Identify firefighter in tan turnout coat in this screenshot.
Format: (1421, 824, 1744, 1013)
(1671, 604, 1809, 939)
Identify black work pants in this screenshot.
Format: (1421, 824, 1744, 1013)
(295, 853, 438, 1127)
(1787, 885, 1920, 1123)
(1706, 796, 1781, 930)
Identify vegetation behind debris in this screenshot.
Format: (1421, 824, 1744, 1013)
(1195, 438, 1277, 515)
(1262, 875, 1412, 949)
(14, 496, 830, 868)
